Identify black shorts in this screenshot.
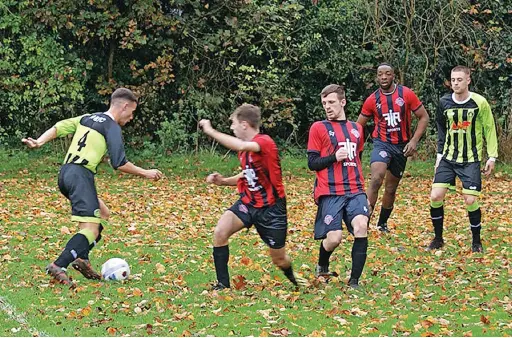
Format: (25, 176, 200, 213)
(433, 159, 481, 195)
(58, 164, 101, 223)
(370, 139, 407, 178)
(228, 198, 287, 249)
(314, 193, 370, 239)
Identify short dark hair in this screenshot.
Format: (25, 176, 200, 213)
(230, 104, 261, 129)
(111, 88, 138, 105)
(451, 65, 471, 76)
(320, 84, 346, 101)
(377, 63, 394, 71)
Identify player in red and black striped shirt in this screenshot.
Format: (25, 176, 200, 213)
(357, 64, 429, 232)
(199, 104, 305, 290)
(307, 84, 370, 289)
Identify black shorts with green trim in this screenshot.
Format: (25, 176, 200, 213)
(58, 164, 101, 223)
(433, 159, 481, 195)
(228, 198, 287, 249)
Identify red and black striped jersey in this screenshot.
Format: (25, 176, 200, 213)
(307, 120, 365, 201)
(237, 134, 286, 208)
(361, 85, 422, 144)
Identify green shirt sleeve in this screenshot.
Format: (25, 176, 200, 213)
(480, 99, 498, 158)
(54, 115, 87, 138)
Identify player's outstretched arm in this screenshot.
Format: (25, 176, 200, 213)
(207, 172, 242, 186)
(198, 119, 260, 152)
(22, 127, 57, 148)
(117, 162, 162, 181)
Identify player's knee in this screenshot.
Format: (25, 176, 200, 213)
(270, 252, 288, 267)
(100, 207, 110, 220)
(463, 195, 477, 206)
(352, 218, 368, 237)
(82, 223, 100, 239)
(325, 231, 342, 248)
(384, 183, 398, 196)
(430, 191, 444, 202)
(370, 176, 384, 190)
(213, 224, 230, 242)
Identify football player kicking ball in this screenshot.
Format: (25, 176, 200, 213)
(307, 84, 369, 288)
(23, 88, 162, 287)
(199, 104, 305, 290)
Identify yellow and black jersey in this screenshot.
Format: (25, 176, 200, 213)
(436, 92, 498, 163)
(54, 113, 127, 173)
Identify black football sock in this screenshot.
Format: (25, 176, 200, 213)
(430, 201, 444, 240)
(377, 207, 393, 226)
(54, 233, 91, 268)
(213, 245, 230, 287)
(350, 237, 368, 280)
(281, 265, 297, 286)
(85, 233, 102, 260)
(468, 207, 482, 244)
(318, 240, 333, 267)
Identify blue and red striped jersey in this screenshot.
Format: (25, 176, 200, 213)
(361, 85, 422, 144)
(237, 134, 286, 208)
(307, 120, 365, 201)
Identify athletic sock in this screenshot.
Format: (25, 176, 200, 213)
(213, 245, 230, 287)
(281, 265, 297, 286)
(318, 240, 333, 267)
(377, 207, 393, 226)
(430, 201, 444, 240)
(54, 231, 93, 268)
(468, 207, 481, 244)
(350, 237, 368, 279)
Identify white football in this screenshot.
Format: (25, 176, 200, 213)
(101, 258, 130, 281)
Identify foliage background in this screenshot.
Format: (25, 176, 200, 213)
(1, 0, 511, 159)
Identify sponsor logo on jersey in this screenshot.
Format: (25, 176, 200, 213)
(451, 121, 471, 131)
(351, 129, 360, 139)
(337, 140, 357, 161)
(89, 115, 106, 123)
(243, 165, 261, 191)
(383, 110, 401, 127)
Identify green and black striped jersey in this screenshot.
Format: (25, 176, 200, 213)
(436, 92, 498, 163)
(54, 113, 128, 173)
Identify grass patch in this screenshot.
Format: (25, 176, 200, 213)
(0, 148, 511, 336)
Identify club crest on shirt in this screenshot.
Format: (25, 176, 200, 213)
(379, 151, 388, 158)
(351, 129, 360, 139)
(395, 97, 405, 107)
(239, 204, 249, 214)
(324, 215, 334, 225)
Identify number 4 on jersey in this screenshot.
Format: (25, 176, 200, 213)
(77, 131, 90, 151)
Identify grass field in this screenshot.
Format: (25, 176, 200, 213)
(0, 148, 511, 336)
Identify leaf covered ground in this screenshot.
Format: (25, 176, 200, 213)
(0, 152, 511, 336)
